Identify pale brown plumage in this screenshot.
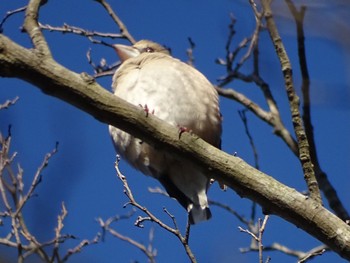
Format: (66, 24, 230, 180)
(109, 40, 222, 224)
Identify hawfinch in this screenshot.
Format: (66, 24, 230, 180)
(109, 40, 222, 224)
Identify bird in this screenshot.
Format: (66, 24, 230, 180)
(109, 40, 222, 224)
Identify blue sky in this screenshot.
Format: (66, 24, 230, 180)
(1, 1, 350, 262)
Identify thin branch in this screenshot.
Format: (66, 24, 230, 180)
(98, 215, 156, 263)
(0, 137, 13, 212)
(1, 132, 96, 262)
(86, 48, 120, 78)
(0, 132, 51, 262)
(236, 1, 263, 71)
(285, 0, 349, 221)
(215, 86, 271, 122)
(186, 37, 196, 66)
(0, 97, 19, 110)
(217, 3, 263, 87)
(218, 13, 236, 71)
(258, 216, 269, 263)
(238, 110, 259, 170)
(163, 207, 180, 230)
(38, 23, 122, 78)
(15, 142, 59, 216)
(209, 200, 249, 225)
(239, 215, 270, 263)
(148, 186, 193, 243)
(94, 0, 136, 44)
(238, 109, 260, 225)
(39, 23, 125, 39)
(61, 234, 100, 262)
(184, 221, 191, 244)
(216, 10, 299, 157)
(298, 245, 328, 263)
(242, 242, 328, 263)
(216, 85, 298, 154)
(114, 156, 197, 263)
(110, 228, 155, 262)
(0, 6, 27, 33)
(261, 0, 322, 203)
(51, 202, 68, 261)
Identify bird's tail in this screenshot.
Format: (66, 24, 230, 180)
(188, 204, 212, 224)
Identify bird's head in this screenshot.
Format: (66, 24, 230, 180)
(113, 40, 170, 62)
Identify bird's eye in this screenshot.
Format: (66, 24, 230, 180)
(144, 47, 154, 53)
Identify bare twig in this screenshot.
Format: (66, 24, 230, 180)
(186, 37, 196, 66)
(258, 216, 269, 263)
(239, 215, 270, 263)
(217, 13, 236, 71)
(261, 0, 321, 203)
(39, 23, 125, 78)
(285, 0, 349, 221)
(15, 142, 59, 216)
(238, 110, 259, 170)
(62, 234, 100, 262)
(114, 156, 197, 263)
(37, 24, 120, 78)
(98, 215, 156, 263)
(86, 48, 120, 78)
(215, 84, 298, 155)
(148, 186, 193, 243)
(298, 245, 328, 263)
(94, 0, 136, 44)
(163, 207, 179, 230)
(0, 130, 99, 262)
(40, 23, 124, 39)
(236, 1, 263, 71)
(184, 221, 191, 244)
(0, 6, 27, 33)
(38, 1, 137, 79)
(0, 97, 19, 110)
(216, 9, 298, 156)
(237, 205, 328, 262)
(239, 226, 259, 241)
(51, 202, 68, 261)
(209, 200, 249, 225)
(218, 4, 263, 87)
(238, 109, 260, 225)
(242, 241, 328, 263)
(109, 228, 156, 262)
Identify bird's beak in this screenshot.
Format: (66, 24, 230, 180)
(113, 44, 140, 62)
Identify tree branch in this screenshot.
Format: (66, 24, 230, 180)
(39, 23, 125, 39)
(0, 97, 19, 110)
(114, 157, 196, 262)
(285, 0, 349, 221)
(23, 0, 50, 57)
(261, 0, 322, 203)
(94, 0, 136, 44)
(216, 9, 299, 157)
(1, 33, 350, 260)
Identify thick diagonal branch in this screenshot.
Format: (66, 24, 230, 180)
(1, 34, 350, 260)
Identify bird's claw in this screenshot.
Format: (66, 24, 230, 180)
(139, 104, 155, 117)
(178, 126, 192, 139)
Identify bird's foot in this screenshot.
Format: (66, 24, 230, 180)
(139, 104, 155, 117)
(177, 125, 193, 139)
(210, 179, 227, 191)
